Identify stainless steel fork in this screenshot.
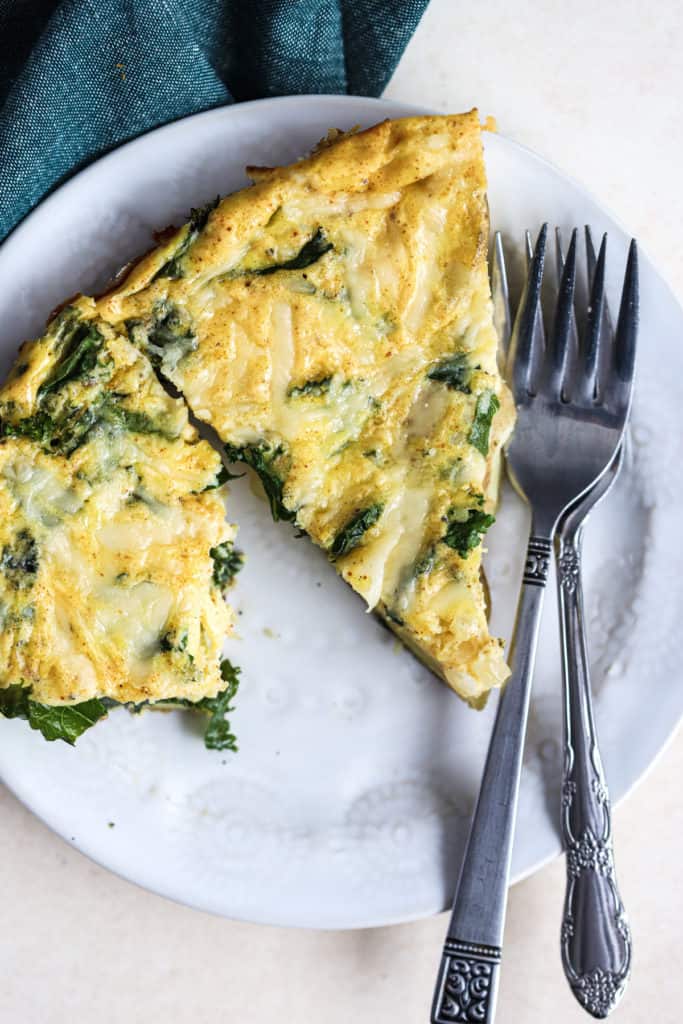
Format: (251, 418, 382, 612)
(555, 229, 633, 1019)
(431, 226, 638, 1024)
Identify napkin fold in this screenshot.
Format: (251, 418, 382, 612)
(0, 0, 429, 241)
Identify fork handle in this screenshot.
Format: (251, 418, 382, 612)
(431, 532, 552, 1024)
(556, 527, 631, 1018)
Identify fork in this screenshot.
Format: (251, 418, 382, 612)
(554, 229, 633, 1018)
(430, 225, 638, 1024)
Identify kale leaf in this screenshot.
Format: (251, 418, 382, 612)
(159, 629, 189, 655)
(189, 197, 220, 234)
(27, 699, 109, 744)
(154, 197, 220, 280)
(1, 391, 175, 456)
(330, 502, 384, 559)
(0, 684, 109, 744)
(225, 442, 295, 522)
(0, 658, 240, 750)
(427, 352, 471, 393)
(0, 684, 30, 718)
(442, 508, 495, 558)
(0, 411, 57, 447)
(287, 376, 332, 398)
(127, 302, 197, 372)
(105, 404, 179, 439)
(195, 659, 241, 751)
(246, 228, 333, 277)
(468, 390, 500, 456)
(1, 530, 38, 589)
(39, 323, 105, 396)
(210, 540, 244, 590)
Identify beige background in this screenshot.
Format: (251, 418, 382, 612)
(2, 1, 682, 1021)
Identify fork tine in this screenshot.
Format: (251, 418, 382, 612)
(491, 231, 512, 358)
(555, 227, 565, 281)
(507, 224, 548, 397)
(541, 228, 577, 400)
(616, 240, 639, 381)
(555, 228, 581, 400)
(524, 227, 546, 376)
(601, 240, 639, 410)
(586, 228, 614, 401)
(579, 232, 607, 401)
(585, 225, 598, 281)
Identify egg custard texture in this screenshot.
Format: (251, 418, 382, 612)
(0, 310, 240, 745)
(88, 110, 514, 707)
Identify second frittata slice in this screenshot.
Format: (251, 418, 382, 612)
(0, 308, 240, 745)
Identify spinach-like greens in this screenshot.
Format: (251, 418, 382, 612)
(427, 352, 471, 393)
(225, 442, 295, 523)
(468, 390, 500, 456)
(1, 530, 39, 589)
(330, 503, 384, 559)
(1, 391, 177, 456)
(153, 197, 220, 280)
(0, 684, 109, 744)
(210, 540, 244, 590)
(287, 376, 333, 398)
(39, 322, 105, 396)
(243, 228, 333, 277)
(194, 659, 241, 751)
(127, 301, 197, 372)
(0, 659, 241, 751)
(105, 404, 179, 439)
(442, 508, 495, 558)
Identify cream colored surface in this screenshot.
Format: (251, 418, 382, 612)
(2, 0, 682, 1020)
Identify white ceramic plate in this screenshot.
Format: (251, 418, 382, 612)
(0, 96, 681, 929)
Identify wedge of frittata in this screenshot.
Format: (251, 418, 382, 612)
(0, 308, 240, 746)
(90, 110, 513, 707)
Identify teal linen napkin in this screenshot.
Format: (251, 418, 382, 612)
(0, 0, 429, 241)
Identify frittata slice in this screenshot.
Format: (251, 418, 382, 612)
(67, 111, 511, 707)
(0, 308, 240, 746)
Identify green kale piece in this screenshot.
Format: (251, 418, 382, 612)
(427, 352, 471, 393)
(0, 684, 31, 718)
(127, 301, 197, 372)
(104, 403, 180, 440)
(26, 699, 109, 744)
(39, 322, 105, 396)
(153, 197, 220, 279)
(210, 540, 244, 590)
(413, 545, 436, 577)
(468, 390, 500, 456)
(0, 684, 109, 745)
(330, 503, 384, 559)
(159, 629, 189, 655)
(1, 391, 176, 456)
(442, 508, 495, 558)
(189, 197, 221, 234)
(225, 442, 295, 523)
(287, 376, 333, 398)
(247, 228, 333, 276)
(1, 530, 39, 589)
(194, 659, 241, 751)
(0, 411, 57, 446)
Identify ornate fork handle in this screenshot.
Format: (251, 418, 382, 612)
(556, 527, 631, 1018)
